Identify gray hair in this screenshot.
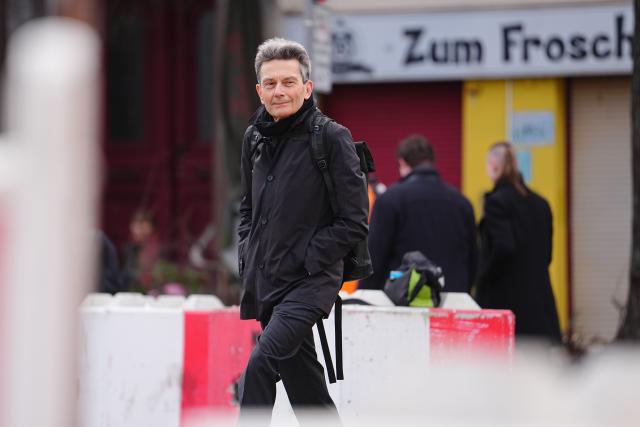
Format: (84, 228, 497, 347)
(254, 37, 311, 83)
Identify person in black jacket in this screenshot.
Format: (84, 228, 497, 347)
(96, 230, 126, 294)
(476, 141, 561, 341)
(237, 38, 368, 420)
(359, 134, 477, 293)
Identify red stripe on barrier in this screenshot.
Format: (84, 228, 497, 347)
(180, 308, 261, 423)
(429, 309, 515, 361)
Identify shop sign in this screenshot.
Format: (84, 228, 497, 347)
(329, 3, 633, 82)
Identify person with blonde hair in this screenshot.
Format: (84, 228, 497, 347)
(476, 142, 561, 341)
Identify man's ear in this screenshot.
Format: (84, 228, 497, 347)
(304, 79, 314, 99)
(256, 84, 264, 104)
(398, 158, 412, 178)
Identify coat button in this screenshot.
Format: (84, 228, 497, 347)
(258, 263, 265, 269)
(266, 175, 274, 182)
(261, 217, 268, 225)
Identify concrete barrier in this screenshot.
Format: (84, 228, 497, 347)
(152, 295, 187, 309)
(78, 292, 514, 427)
(429, 308, 515, 362)
(184, 294, 224, 310)
(81, 292, 112, 307)
(272, 304, 515, 425)
(78, 302, 184, 427)
(342, 290, 481, 310)
(113, 292, 151, 307)
(273, 305, 432, 425)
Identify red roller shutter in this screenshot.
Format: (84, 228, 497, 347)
(325, 82, 462, 188)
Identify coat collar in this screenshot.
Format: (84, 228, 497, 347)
(251, 96, 316, 137)
(486, 175, 528, 200)
(401, 165, 440, 183)
(491, 174, 526, 192)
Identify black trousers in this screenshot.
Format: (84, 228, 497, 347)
(238, 301, 339, 423)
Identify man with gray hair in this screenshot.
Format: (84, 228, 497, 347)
(237, 37, 368, 420)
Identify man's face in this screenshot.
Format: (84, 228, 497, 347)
(256, 59, 313, 121)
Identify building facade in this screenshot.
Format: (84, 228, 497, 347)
(280, 0, 633, 341)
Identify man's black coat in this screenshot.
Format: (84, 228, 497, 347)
(476, 179, 561, 340)
(238, 107, 369, 321)
(359, 166, 478, 293)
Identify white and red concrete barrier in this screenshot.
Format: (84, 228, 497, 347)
(78, 292, 514, 426)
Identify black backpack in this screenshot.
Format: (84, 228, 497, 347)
(308, 109, 376, 383)
(383, 251, 445, 308)
(308, 109, 375, 282)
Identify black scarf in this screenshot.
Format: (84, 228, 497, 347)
(251, 96, 315, 137)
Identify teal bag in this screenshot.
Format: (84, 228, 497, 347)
(383, 251, 445, 308)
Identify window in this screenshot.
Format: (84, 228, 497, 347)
(107, 13, 144, 142)
(197, 7, 215, 142)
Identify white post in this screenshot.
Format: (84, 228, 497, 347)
(1, 18, 100, 427)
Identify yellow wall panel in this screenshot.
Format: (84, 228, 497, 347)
(462, 80, 506, 218)
(463, 79, 569, 333)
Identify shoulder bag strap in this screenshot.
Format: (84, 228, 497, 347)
(316, 318, 337, 383)
(309, 111, 338, 214)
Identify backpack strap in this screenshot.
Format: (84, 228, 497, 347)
(316, 295, 343, 384)
(309, 110, 344, 383)
(248, 125, 264, 165)
(316, 318, 336, 383)
(335, 295, 343, 380)
(408, 271, 429, 304)
(309, 111, 338, 214)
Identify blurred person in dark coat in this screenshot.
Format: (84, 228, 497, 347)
(96, 230, 126, 294)
(476, 141, 561, 341)
(359, 134, 477, 293)
(121, 210, 163, 292)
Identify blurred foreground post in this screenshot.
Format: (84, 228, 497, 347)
(619, 0, 640, 340)
(1, 18, 100, 427)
